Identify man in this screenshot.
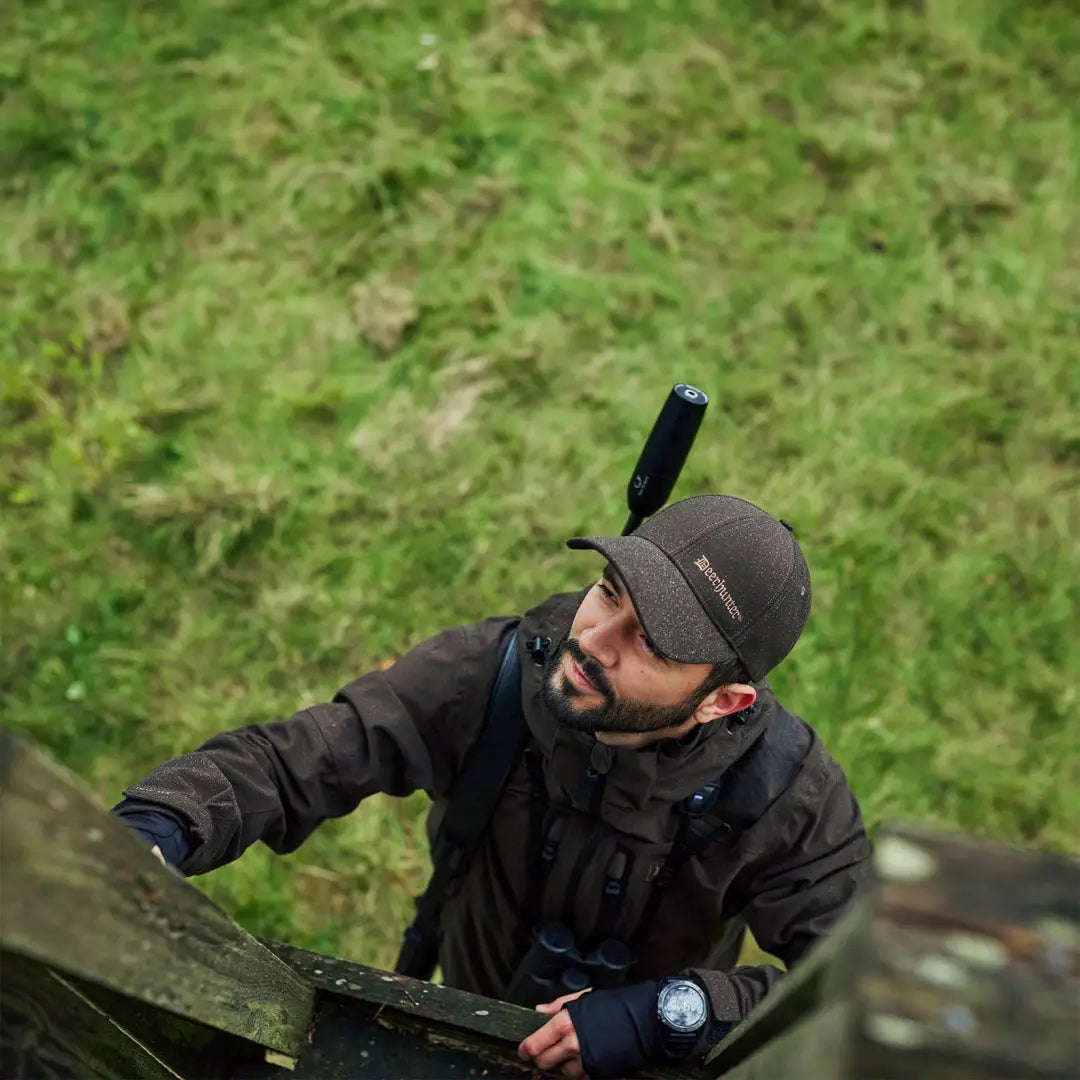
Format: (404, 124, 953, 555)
(114, 495, 870, 1078)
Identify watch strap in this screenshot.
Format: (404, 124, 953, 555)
(662, 1027, 700, 1057)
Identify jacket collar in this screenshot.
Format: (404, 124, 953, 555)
(517, 591, 776, 843)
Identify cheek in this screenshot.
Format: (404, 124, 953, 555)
(613, 664, 680, 705)
(623, 667, 705, 706)
(568, 595, 602, 638)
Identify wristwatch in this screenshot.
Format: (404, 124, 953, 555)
(656, 977, 709, 1057)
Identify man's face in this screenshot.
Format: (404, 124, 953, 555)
(541, 566, 717, 735)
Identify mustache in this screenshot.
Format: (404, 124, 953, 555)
(564, 638, 613, 699)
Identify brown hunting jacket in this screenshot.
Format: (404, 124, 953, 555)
(124, 590, 870, 1038)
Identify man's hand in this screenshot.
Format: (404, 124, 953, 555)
(523, 979, 691, 1079)
(517, 988, 592, 1079)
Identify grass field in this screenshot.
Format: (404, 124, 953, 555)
(2, 0, 1078, 970)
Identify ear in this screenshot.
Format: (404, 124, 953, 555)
(691, 683, 757, 726)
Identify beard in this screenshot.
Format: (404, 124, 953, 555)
(540, 636, 712, 736)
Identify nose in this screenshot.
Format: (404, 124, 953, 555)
(579, 616, 619, 669)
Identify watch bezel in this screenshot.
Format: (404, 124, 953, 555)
(657, 978, 709, 1034)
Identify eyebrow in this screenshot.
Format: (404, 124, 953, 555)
(601, 564, 625, 595)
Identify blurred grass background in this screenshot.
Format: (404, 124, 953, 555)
(1, 0, 1078, 969)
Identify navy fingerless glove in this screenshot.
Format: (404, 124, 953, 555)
(111, 801, 191, 868)
(566, 980, 666, 1078)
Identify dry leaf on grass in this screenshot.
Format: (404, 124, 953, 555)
(350, 277, 418, 354)
(498, 0, 545, 38)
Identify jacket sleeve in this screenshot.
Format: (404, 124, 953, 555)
(688, 743, 871, 1033)
(120, 618, 510, 876)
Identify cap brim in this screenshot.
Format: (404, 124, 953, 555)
(566, 535, 727, 665)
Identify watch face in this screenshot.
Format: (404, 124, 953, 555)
(658, 981, 708, 1033)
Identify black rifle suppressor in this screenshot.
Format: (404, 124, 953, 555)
(622, 383, 709, 536)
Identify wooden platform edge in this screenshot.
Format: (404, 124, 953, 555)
(0, 728, 315, 1056)
(264, 939, 701, 1080)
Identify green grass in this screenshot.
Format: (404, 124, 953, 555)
(2, 0, 1078, 972)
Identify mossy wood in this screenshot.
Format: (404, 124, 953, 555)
(0, 729, 697, 1079)
(701, 890, 871, 1076)
(0, 729, 314, 1056)
(0, 949, 181, 1080)
(713, 999, 855, 1080)
(705, 825, 1080, 1079)
(3, 728, 1077, 1080)
(257, 940, 699, 1080)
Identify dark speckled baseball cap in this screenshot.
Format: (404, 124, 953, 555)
(567, 495, 811, 681)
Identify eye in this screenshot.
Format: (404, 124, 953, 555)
(642, 636, 664, 660)
(597, 581, 617, 604)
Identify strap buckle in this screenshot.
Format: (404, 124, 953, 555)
(525, 636, 551, 665)
(678, 783, 720, 817)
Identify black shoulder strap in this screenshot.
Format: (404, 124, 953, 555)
(636, 710, 813, 932)
(696, 708, 813, 835)
(395, 625, 527, 978)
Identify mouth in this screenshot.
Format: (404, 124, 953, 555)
(565, 656, 597, 694)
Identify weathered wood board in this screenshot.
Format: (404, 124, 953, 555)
(715, 999, 855, 1080)
(64, 966, 263, 1079)
(0, 950, 256, 1080)
(0, 729, 315, 1056)
(706, 826, 1080, 1080)
(856, 827, 1080, 1079)
(0, 948, 180, 1080)
(4, 723, 1077, 1080)
(702, 890, 871, 1076)
(262, 940, 702, 1080)
(232, 995, 533, 1080)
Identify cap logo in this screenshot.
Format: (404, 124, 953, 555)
(693, 554, 743, 622)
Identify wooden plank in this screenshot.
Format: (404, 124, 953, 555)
(701, 893, 871, 1077)
(708, 825, 1080, 1080)
(712, 998, 854, 1080)
(0, 948, 180, 1080)
(231, 996, 534, 1080)
(264, 939, 700, 1079)
(853, 826, 1080, 1079)
(0, 729, 315, 1056)
(65, 972, 265, 1079)
(264, 939, 545, 1048)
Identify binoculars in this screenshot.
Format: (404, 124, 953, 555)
(505, 922, 634, 1007)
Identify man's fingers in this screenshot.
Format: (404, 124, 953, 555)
(559, 1058, 588, 1080)
(533, 1031, 581, 1075)
(150, 844, 166, 866)
(535, 987, 592, 1014)
(518, 1010, 574, 1060)
(519, 1010, 586, 1079)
